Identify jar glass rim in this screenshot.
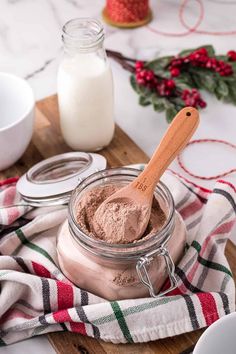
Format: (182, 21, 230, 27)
(62, 18, 104, 50)
(68, 167, 175, 258)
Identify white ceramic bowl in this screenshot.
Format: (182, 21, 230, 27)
(193, 312, 236, 354)
(0, 72, 35, 171)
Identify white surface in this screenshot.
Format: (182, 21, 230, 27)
(0, 73, 35, 170)
(0, 0, 236, 352)
(1, 336, 56, 354)
(193, 312, 236, 354)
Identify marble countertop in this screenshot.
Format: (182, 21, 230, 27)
(1, 0, 236, 352)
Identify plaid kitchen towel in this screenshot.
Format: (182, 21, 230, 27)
(0, 168, 235, 345)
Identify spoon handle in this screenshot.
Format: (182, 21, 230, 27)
(133, 107, 199, 194)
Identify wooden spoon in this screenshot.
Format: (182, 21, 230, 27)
(93, 107, 200, 244)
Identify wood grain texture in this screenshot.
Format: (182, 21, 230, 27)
(1, 95, 235, 354)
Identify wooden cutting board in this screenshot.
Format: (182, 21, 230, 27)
(1, 95, 235, 354)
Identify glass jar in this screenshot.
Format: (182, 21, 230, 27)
(57, 18, 114, 151)
(57, 168, 186, 300)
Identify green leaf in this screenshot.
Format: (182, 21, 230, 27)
(174, 74, 195, 90)
(130, 75, 139, 93)
(151, 95, 166, 112)
(147, 56, 173, 71)
(215, 55, 228, 61)
(169, 97, 185, 110)
(202, 74, 217, 93)
(189, 69, 216, 92)
(191, 74, 202, 89)
(228, 85, 236, 104)
(221, 75, 236, 83)
(230, 62, 236, 73)
(139, 95, 151, 106)
(166, 106, 178, 123)
(216, 80, 229, 98)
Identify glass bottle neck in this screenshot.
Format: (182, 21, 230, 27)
(62, 18, 105, 54)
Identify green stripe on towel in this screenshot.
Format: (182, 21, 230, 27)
(110, 302, 134, 343)
(192, 240, 232, 277)
(15, 229, 55, 265)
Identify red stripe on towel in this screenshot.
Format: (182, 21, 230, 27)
(53, 309, 72, 323)
(197, 293, 219, 325)
(32, 261, 51, 278)
(56, 281, 74, 310)
(3, 186, 16, 206)
(7, 207, 20, 224)
(179, 199, 203, 219)
(0, 177, 19, 186)
(0, 309, 33, 324)
(70, 322, 87, 335)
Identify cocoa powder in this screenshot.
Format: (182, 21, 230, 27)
(76, 184, 166, 244)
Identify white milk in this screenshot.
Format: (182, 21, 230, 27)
(58, 53, 114, 151)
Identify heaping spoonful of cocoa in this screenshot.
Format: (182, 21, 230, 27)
(93, 107, 200, 244)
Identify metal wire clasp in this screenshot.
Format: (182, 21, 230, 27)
(136, 246, 177, 297)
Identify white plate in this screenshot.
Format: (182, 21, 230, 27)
(193, 312, 236, 354)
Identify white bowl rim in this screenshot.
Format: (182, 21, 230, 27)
(0, 72, 35, 133)
(193, 312, 236, 353)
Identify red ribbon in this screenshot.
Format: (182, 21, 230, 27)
(178, 139, 236, 180)
(105, 0, 149, 23)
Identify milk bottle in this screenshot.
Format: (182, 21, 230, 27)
(58, 18, 114, 151)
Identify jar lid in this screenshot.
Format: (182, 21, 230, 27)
(17, 152, 107, 206)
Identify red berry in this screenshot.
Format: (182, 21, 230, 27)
(135, 67, 157, 89)
(206, 59, 212, 68)
(218, 60, 225, 68)
(135, 61, 144, 71)
(171, 58, 183, 67)
(197, 48, 208, 56)
(210, 58, 217, 69)
(145, 70, 154, 81)
(170, 67, 180, 77)
(227, 50, 236, 61)
(164, 89, 172, 96)
(152, 77, 158, 85)
(189, 52, 200, 61)
(139, 70, 146, 78)
(198, 55, 208, 64)
(166, 79, 176, 89)
(183, 57, 190, 64)
(137, 78, 145, 85)
(199, 100, 207, 108)
(181, 89, 206, 109)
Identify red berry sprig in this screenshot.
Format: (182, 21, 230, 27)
(169, 47, 233, 77)
(135, 60, 206, 109)
(181, 89, 206, 109)
(135, 61, 157, 88)
(106, 46, 236, 122)
(135, 61, 176, 97)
